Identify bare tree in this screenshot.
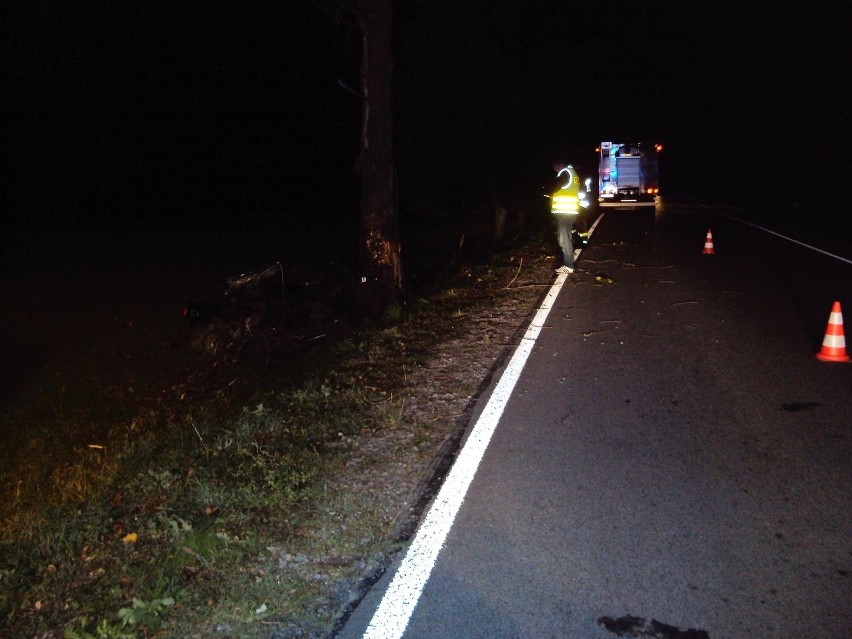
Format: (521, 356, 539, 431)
(313, 0, 402, 314)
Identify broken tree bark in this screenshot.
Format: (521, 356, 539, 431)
(356, 0, 403, 313)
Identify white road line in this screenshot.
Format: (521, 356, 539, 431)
(686, 196, 852, 266)
(359, 213, 605, 639)
(722, 213, 852, 266)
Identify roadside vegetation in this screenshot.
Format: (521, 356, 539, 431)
(0, 216, 557, 638)
(2, 332, 404, 638)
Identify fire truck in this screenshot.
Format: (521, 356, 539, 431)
(597, 141, 661, 206)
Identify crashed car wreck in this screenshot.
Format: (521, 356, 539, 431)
(181, 261, 355, 357)
(182, 262, 287, 356)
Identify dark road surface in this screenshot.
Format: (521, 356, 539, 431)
(339, 198, 852, 639)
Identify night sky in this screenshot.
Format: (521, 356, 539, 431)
(2, 1, 849, 273)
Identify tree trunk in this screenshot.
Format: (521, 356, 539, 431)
(491, 192, 507, 248)
(356, 0, 402, 314)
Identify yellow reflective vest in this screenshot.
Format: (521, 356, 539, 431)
(551, 166, 587, 215)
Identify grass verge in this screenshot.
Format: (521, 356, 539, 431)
(0, 223, 558, 638)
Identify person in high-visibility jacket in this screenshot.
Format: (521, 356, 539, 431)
(551, 163, 589, 273)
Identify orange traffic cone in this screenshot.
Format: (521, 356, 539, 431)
(702, 229, 715, 254)
(816, 301, 851, 362)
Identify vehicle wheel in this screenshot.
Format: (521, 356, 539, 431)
(201, 328, 228, 357)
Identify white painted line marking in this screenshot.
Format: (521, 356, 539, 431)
(360, 215, 604, 639)
(723, 214, 852, 266)
(686, 196, 852, 266)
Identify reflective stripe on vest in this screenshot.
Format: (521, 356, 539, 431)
(551, 193, 580, 215)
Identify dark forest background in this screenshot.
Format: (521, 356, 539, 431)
(2, 2, 850, 281)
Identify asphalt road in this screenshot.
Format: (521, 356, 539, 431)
(339, 198, 852, 639)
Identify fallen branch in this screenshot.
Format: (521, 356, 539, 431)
(496, 283, 551, 291)
(505, 258, 523, 288)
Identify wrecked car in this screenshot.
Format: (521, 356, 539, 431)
(182, 262, 286, 356)
(181, 261, 354, 357)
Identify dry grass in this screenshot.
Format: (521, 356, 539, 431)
(0, 221, 559, 638)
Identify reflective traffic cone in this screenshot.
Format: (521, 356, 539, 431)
(702, 230, 715, 254)
(816, 301, 850, 362)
